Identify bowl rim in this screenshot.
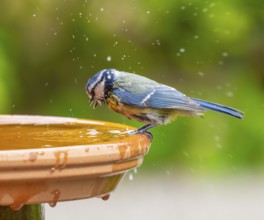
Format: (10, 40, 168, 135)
(0, 115, 151, 181)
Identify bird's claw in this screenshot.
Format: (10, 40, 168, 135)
(128, 130, 153, 141)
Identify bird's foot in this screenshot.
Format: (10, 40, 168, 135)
(142, 131, 153, 141)
(128, 129, 153, 141)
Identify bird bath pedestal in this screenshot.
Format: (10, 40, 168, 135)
(0, 115, 151, 219)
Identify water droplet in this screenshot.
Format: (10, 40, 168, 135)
(101, 194, 110, 201)
(49, 202, 57, 207)
(152, 39, 161, 46)
(216, 143, 222, 149)
(226, 91, 234, 97)
(146, 10, 150, 14)
(86, 129, 100, 135)
(166, 170, 171, 176)
(222, 52, 229, 57)
(32, 14, 37, 17)
(218, 60, 224, 65)
(50, 189, 61, 206)
(29, 152, 38, 163)
(53, 151, 68, 170)
(198, 71, 205, 76)
(106, 56, 112, 62)
(38, 151, 45, 156)
(179, 48, 185, 53)
(128, 173, 133, 181)
(121, 54, 127, 60)
(183, 151, 189, 157)
(209, 3, 216, 8)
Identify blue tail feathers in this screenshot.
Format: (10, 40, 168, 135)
(192, 98, 244, 119)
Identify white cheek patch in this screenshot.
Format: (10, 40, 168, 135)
(94, 78, 105, 100)
(89, 71, 103, 93)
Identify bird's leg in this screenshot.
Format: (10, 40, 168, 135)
(128, 124, 155, 140)
(136, 124, 157, 133)
(142, 131, 153, 141)
(128, 124, 154, 133)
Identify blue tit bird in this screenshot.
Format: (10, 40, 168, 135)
(86, 69, 244, 134)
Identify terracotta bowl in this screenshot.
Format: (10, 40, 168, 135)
(0, 115, 151, 209)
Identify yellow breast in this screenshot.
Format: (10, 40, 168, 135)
(106, 94, 200, 125)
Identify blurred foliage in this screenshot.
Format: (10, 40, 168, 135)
(0, 0, 263, 174)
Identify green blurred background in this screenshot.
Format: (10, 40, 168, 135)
(0, 0, 263, 174)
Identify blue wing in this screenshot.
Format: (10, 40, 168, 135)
(144, 85, 203, 111)
(113, 83, 204, 112)
(111, 71, 243, 119)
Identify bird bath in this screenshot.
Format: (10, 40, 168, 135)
(0, 115, 151, 219)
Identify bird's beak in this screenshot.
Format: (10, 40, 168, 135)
(89, 99, 99, 109)
(89, 97, 93, 104)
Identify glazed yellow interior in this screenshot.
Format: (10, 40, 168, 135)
(0, 123, 131, 150)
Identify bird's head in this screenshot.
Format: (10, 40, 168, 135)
(86, 69, 119, 108)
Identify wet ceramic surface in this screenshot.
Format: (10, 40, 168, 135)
(0, 115, 151, 209)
